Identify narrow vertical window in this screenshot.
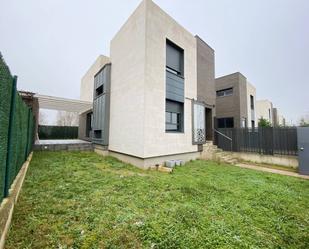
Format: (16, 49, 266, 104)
(165, 39, 184, 132)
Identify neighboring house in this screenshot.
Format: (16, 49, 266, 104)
(215, 72, 257, 129)
(79, 0, 216, 168)
(273, 107, 286, 127)
(256, 99, 274, 125)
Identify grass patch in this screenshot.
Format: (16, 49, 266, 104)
(6, 152, 309, 248)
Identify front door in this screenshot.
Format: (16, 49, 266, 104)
(297, 127, 309, 175)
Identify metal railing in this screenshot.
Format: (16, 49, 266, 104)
(214, 129, 232, 151)
(214, 127, 298, 156)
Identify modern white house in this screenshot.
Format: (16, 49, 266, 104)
(256, 99, 274, 125)
(79, 0, 216, 168)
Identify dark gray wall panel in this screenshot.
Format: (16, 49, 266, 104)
(166, 71, 184, 103)
(92, 64, 111, 146)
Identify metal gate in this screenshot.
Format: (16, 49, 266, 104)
(297, 127, 309, 175)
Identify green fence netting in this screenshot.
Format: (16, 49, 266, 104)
(0, 53, 34, 202)
(38, 125, 78, 139)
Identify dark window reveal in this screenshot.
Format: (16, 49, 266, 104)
(216, 88, 233, 97)
(166, 39, 184, 76)
(250, 95, 254, 110)
(93, 130, 102, 139)
(96, 85, 103, 97)
(217, 117, 234, 128)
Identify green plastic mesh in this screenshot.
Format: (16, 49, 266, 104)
(0, 53, 34, 202)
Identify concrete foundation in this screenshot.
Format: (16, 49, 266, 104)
(94, 145, 199, 169)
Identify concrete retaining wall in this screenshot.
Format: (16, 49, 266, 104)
(231, 152, 298, 168)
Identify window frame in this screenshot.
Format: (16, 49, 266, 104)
(216, 88, 233, 97)
(166, 39, 184, 77)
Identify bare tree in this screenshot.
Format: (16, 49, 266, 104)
(39, 111, 47, 125)
(56, 111, 79, 126)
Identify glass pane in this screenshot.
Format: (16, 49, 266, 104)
(216, 91, 223, 97)
(171, 113, 178, 124)
(166, 124, 177, 131)
(218, 118, 225, 128)
(166, 112, 171, 123)
(226, 118, 234, 128)
(225, 88, 233, 96)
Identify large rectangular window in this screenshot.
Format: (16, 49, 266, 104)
(166, 100, 183, 132)
(166, 39, 184, 76)
(217, 117, 234, 128)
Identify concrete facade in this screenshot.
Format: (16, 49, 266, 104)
(273, 107, 278, 126)
(256, 99, 274, 125)
(215, 72, 256, 128)
(109, 0, 199, 160)
(196, 36, 216, 138)
(272, 107, 286, 127)
(80, 55, 111, 102)
(246, 81, 257, 128)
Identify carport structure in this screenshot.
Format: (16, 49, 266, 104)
(35, 94, 92, 113)
(19, 91, 92, 143)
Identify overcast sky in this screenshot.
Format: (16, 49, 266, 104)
(1, 0, 308, 125)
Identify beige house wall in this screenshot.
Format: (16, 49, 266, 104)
(256, 99, 274, 125)
(143, 0, 198, 158)
(109, 0, 147, 158)
(246, 81, 257, 128)
(80, 55, 111, 102)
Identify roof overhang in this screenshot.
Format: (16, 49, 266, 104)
(35, 94, 92, 113)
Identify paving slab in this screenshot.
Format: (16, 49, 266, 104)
(235, 163, 309, 180)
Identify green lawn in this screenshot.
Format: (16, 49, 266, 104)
(6, 152, 309, 249)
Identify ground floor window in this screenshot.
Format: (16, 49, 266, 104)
(166, 100, 183, 132)
(166, 112, 181, 131)
(217, 117, 234, 128)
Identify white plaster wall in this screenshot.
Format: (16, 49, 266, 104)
(109, 0, 147, 157)
(256, 100, 274, 125)
(143, 0, 198, 157)
(80, 55, 110, 101)
(246, 81, 257, 128)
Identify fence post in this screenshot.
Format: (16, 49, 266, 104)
(24, 108, 31, 160)
(4, 76, 17, 198)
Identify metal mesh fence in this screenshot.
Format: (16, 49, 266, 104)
(38, 125, 78, 139)
(0, 53, 34, 202)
